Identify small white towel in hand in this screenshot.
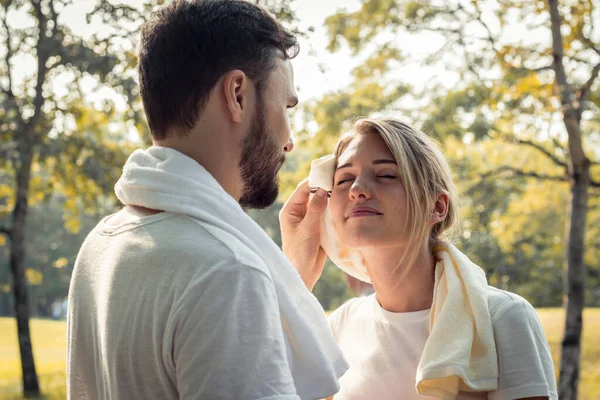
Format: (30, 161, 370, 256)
(115, 147, 348, 400)
(308, 155, 499, 399)
(308, 155, 371, 283)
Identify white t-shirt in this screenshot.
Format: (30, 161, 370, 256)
(328, 287, 558, 400)
(67, 212, 299, 400)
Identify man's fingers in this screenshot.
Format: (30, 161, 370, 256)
(288, 179, 311, 205)
(280, 179, 311, 217)
(303, 188, 328, 227)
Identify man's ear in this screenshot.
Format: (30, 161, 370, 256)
(430, 193, 449, 225)
(222, 69, 249, 123)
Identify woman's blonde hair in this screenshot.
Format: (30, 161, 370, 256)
(334, 117, 460, 255)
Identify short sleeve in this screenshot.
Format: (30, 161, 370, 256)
(170, 264, 300, 400)
(488, 299, 558, 400)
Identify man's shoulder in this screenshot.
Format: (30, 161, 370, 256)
(87, 212, 270, 276)
(485, 285, 538, 326)
(150, 213, 262, 259)
(113, 213, 240, 258)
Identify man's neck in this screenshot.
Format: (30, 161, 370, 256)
(153, 130, 242, 202)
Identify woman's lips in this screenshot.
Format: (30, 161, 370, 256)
(347, 206, 383, 219)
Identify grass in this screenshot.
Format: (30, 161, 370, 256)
(536, 308, 600, 399)
(1, 309, 599, 399)
(0, 318, 66, 400)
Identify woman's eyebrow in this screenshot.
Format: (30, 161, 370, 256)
(336, 159, 397, 170)
(372, 159, 397, 165)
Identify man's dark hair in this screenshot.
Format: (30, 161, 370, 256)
(137, 0, 299, 140)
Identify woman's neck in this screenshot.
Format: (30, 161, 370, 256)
(360, 242, 437, 313)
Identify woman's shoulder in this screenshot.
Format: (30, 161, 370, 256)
(327, 295, 373, 334)
(329, 295, 372, 320)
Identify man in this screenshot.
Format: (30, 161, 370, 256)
(67, 1, 346, 399)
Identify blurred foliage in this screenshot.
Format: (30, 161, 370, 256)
(276, 0, 600, 309)
(0, 196, 109, 316)
(0, 0, 353, 316)
(1, 0, 599, 317)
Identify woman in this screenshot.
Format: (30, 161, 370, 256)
(280, 117, 557, 400)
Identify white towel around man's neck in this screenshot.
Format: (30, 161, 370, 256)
(114, 147, 347, 400)
(309, 155, 499, 399)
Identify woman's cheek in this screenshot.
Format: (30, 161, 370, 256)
(329, 192, 344, 222)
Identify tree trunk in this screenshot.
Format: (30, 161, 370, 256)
(559, 160, 589, 400)
(547, 1, 591, 397)
(9, 141, 40, 396)
(5, 1, 49, 395)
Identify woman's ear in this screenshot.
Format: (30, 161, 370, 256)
(430, 193, 449, 225)
(222, 69, 249, 124)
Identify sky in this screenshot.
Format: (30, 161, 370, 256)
(288, 0, 363, 101)
(5, 0, 366, 108)
(290, 0, 469, 101)
(4, 0, 599, 145)
(7, 0, 538, 110)
(6, 0, 455, 108)
(2, 0, 371, 140)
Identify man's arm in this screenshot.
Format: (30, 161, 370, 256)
(488, 300, 558, 400)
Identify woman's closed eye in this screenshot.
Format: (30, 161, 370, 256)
(335, 177, 355, 185)
(335, 174, 397, 185)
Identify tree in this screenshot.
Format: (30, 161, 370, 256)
(0, 195, 111, 319)
(445, 135, 600, 307)
(0, 0, 158, 394)
(304, 0, 599, 397)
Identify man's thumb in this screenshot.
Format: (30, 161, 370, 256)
(305, 189, 328, 225)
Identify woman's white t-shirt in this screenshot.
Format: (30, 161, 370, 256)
(328, 286, 558, 400)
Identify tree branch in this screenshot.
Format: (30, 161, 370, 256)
(548, 0, 573, 101)
(480, 165, 567, 183)
(582, 33, 600, 58)
(470, 2, 499, 55)
(1, 5, 16, 105)
(506, 64, 554, 78)
(513, 137, 567, 169)
(576, 62, 600, 108)
(591, 178, 600, 188)
(526, 64, 554, 73)
(406, 25, 463, 36)
(568, 53, 597, 65)
(547, 0, 588, 167)
(0, 226, 11, 240)
(456, 35, 485, 83)
(49, 0, 59, 38)
(424, 35, 458, 64)
(24, 0, 50, 136)
(552, 136, 565, 151)
(491, 126, 569, 172)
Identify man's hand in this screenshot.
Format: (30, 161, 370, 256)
(279, 179, 328, 291)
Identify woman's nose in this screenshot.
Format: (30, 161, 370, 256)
(349, 176, 372, 200)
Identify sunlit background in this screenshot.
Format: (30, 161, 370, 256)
(1, 0, 599, 398)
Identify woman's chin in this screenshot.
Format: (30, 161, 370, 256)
(340, 231, 391, 250)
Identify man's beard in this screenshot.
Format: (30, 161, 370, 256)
(238, 99, 285, 210)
